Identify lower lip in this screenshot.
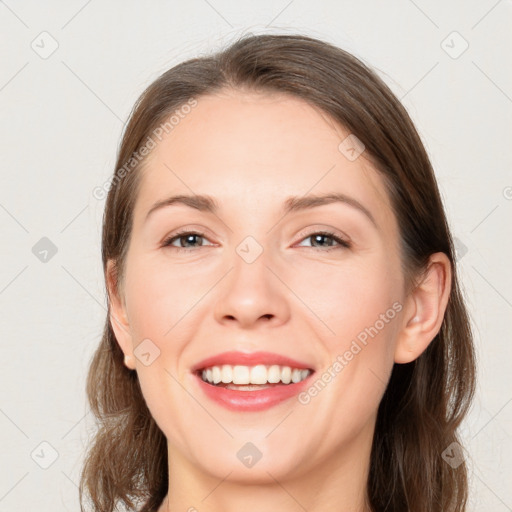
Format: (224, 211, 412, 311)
(192, 372, 314, 412)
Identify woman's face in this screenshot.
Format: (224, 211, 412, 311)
(110, 90, 408, 483)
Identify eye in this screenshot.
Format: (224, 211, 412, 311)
(162, 229, 351, 253)
(162, 230, 214, 252)
(296, 230, 351, 252)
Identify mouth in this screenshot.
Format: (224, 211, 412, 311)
(190, 351, 316, 411)
(195, 364, 314, 390)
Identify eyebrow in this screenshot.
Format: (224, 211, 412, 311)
(145, 192, 377, 227)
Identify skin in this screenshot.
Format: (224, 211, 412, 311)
(107, 89, 451, 512)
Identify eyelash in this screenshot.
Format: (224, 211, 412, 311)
(161, 229, 351, 253)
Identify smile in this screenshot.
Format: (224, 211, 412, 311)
(190, 350, 316, 412)
(199, 364, 312, 387)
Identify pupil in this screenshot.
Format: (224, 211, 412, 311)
(314, 234, 329, 247)
(185, 234, 200, 246)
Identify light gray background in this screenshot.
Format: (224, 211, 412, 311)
(1, 1, 511, 510)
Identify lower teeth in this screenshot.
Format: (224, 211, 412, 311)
(202, 381, 286, 390)
(225, 383, 277, 391)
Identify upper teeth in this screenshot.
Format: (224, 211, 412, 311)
(201, 364, 311, 385)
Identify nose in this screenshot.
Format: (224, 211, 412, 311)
(213, 251, 291, 329)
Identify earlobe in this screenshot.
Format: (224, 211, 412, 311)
(106, 259, 136, 370)
(394, 253, 452, 364)
(123, 354, 136, 370)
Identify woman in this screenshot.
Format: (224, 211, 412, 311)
(80, 33, 476, 512)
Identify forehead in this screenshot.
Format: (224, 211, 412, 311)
(133, 90, 393, 226)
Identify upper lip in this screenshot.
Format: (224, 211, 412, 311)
(191, 351, 316, 373)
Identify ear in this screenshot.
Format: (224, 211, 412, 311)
(106, 259, 136, 370)
(394, 252, 452, 364)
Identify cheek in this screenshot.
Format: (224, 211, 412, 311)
(120, 256, 203, 441)
(121, 254, 215, 425)
(123, 253, 213, 340)
(288, 257, 401, 411)
(287, 255, 402, 340)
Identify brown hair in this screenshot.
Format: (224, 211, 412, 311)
(80, 33, 476, 512)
